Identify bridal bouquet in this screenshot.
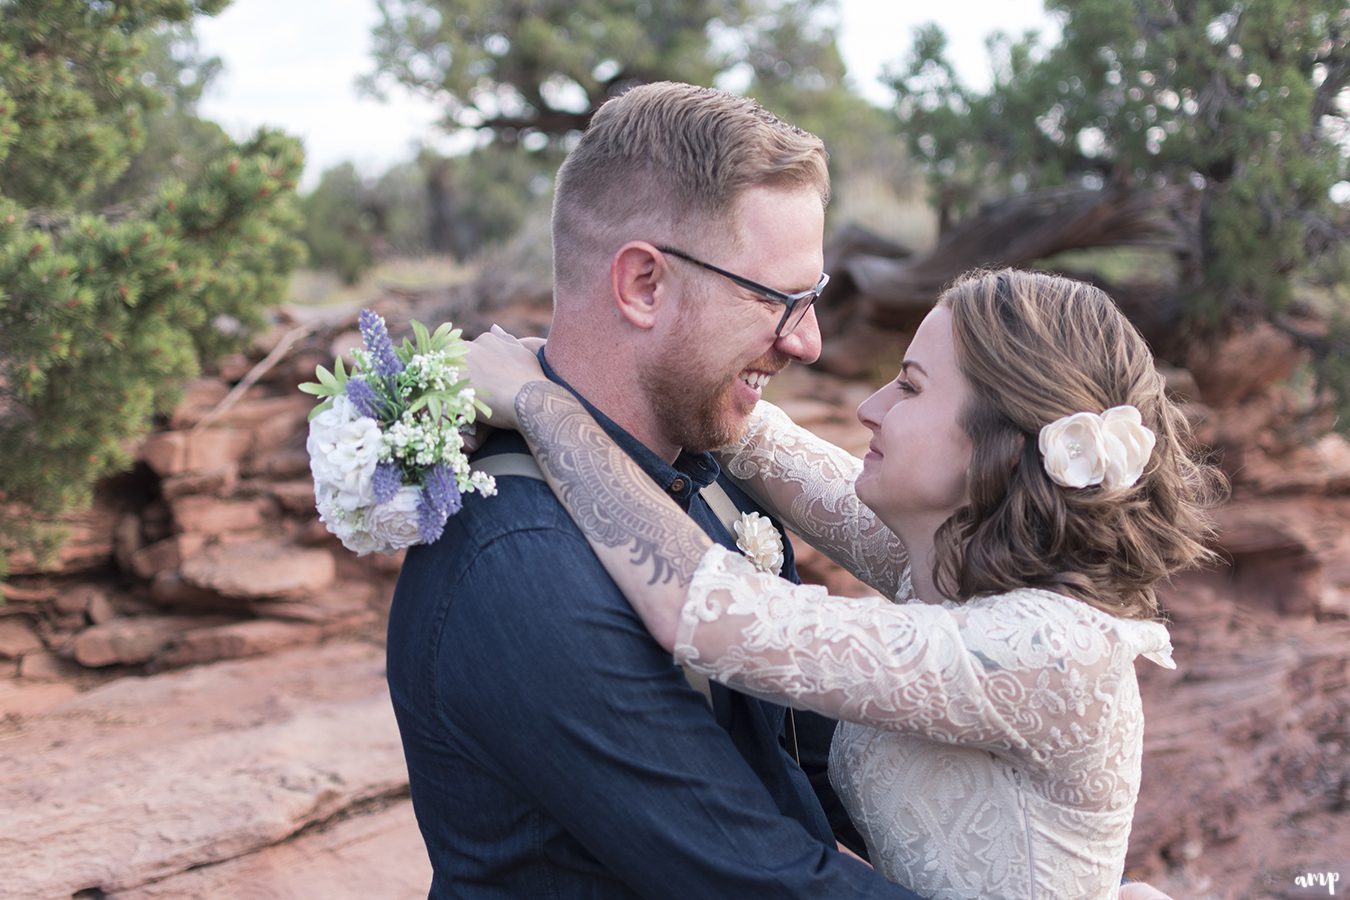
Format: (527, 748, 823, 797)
(301, 310, 496, 555)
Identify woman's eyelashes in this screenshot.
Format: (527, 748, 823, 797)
(895, 377, 917, 396)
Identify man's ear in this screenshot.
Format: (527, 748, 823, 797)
(610, 242, 666, 330)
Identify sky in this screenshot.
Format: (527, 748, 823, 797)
(194, 0, 1059, 190)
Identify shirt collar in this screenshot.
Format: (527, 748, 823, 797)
(539, 348, 720, 506)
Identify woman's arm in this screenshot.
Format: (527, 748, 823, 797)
(514, 382, 1142, 769)
(515, 380, 715, 650)
(715, 403, 908, 599)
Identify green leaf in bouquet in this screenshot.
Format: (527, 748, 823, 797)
(300, 357, 350, 398)
(411, 319, 433, 354)
(306, 397, 335, 421)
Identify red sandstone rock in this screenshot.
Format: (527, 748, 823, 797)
(0, 617, 43, 658)
(112, 800, 431, 900)
(248, 577, 378, 622)
(5, 501, 118, 575)
(179, 540, 335, 599)
(149, 569, 241, 610)
(243, 445, 312, 479)
(213, 394, 313, 431)
(270, 478, 320, 515)
(167, 377, 232, 428)
(113, 511, 142, 573)
(53, 584, 103, 616)
(159, 465, 239, 500)
(153, 619, 325, 669)
(0, 680, 78, 718)
(72, 615, 227, 668)
(0, 642, 407, 898)
(18, 650, 79, 681)
(1186, 322, 1306, 407)
(139, 428, 252, 476)
(128, 537, 182, 580)
(87, 591, 116, 625)
(1238, 434, 1350, 496)
(169, 494, 273, 536)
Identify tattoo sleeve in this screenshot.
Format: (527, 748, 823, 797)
(515, 382, 712, 648)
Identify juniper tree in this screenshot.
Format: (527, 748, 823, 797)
(0, 0, 305, 579)
(886, 0, 1349, 410)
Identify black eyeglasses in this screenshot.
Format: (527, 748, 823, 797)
(656, 246, 828, 337)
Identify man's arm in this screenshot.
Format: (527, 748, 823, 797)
(442, 525, 921, 899)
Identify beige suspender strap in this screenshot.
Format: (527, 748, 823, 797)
(696, 480, 742, 535)
(698, 479, 803, 765)
(469, 453, 549, 480)
(468, 453, 719, 710)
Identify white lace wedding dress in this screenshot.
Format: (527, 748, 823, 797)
(681, 402, 1175, 899)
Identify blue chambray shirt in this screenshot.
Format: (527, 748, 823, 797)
(386, 351, 922, 899)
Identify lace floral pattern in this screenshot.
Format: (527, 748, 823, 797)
(715, 402, 908, 600)
(691, 402, 1175, 899)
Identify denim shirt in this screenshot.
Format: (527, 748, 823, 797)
(386, 352, 922, 899)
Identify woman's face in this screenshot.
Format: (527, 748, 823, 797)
(855, 305, 975, 530)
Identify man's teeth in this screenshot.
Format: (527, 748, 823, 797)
(740, 372, 770, 391)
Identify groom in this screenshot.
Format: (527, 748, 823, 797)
(387, 83, 919, 897)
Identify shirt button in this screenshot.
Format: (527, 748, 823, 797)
(669, 478, 687, 493)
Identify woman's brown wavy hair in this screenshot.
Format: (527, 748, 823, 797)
(931, 268, 1227, 620)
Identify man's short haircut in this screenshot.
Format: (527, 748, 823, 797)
(551, 82, 829, 298)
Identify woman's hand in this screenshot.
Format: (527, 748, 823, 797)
(464, 325, 547, 433)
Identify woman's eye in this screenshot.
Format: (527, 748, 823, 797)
(896, 379, 917, 395)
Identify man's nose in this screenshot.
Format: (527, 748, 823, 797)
(774, 303, 822, 365)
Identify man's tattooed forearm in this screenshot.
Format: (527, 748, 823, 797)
(516, 382, 706, 588)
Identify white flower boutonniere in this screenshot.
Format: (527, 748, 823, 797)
(734, 512, 784, 576)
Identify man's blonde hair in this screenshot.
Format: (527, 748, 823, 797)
(551, 82, 829, 299)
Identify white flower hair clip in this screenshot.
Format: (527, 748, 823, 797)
(1038, 405, 1156, 490)
(734, 511, 785, 576)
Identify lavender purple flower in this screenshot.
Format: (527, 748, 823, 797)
(372, 462, 401, 505)
(345, 377, 381, 419)
(422, 463, 463, 517)
(416, 491, 449, 544)
(359, 309, 404, 377)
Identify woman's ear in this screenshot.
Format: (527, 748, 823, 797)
(610, 242, 665, 330)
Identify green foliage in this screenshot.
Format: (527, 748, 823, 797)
(0, 0, 305, 576)
(299, 162, 377, 284)
(84, 22, 232, 209)
(299, 144, 555, 283)
(364, 0, 862, 147)
(887, 0, 1350, 424)
(358, 0, 919, 258)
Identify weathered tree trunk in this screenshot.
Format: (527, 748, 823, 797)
(823, 184, 1198, 337)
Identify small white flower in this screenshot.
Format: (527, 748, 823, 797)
(1038, 405, 1155, 490)
(734, 512, 784, 575)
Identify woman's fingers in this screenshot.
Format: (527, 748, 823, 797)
(465, 325, 547, 430)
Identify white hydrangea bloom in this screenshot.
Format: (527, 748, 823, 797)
(308, 395, 383, 511)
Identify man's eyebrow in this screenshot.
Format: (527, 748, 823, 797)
(900, 360, 928, 378)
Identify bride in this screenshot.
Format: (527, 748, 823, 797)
(467, 268, 1223, 898)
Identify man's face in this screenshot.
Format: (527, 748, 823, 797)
(641, 185, 826, 452)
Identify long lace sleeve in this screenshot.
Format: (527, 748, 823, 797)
(678, 545, 1175, 769)
(715, 401, 908, 599)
